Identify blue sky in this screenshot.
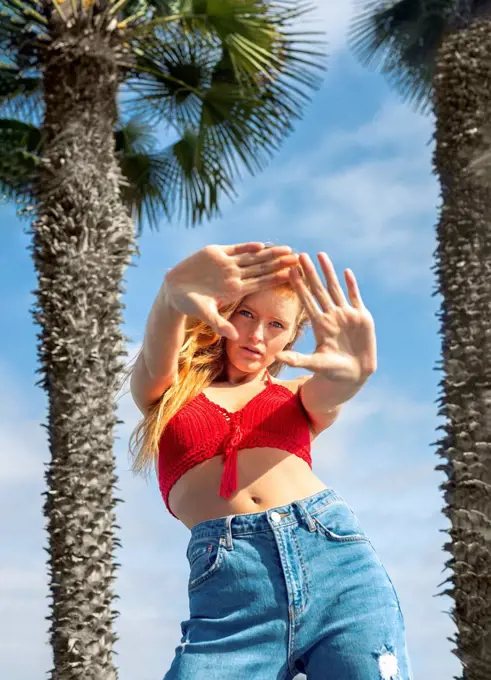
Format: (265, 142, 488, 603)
(1, 3, 461, 679)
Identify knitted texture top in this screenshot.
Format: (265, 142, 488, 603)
(158, 372, 313, 519)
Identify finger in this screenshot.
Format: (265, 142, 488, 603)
(241, 266, 294, 293)
(298, 253, 334, 313)
(223, 242, 264, 255)
(317, 252, 348, 307)
(289, 267, 321, 320)
(345, 269, 364, 309)
(236, 245, 292, 267)
(241, 253, 299, 280)
(276, 350, 320, 371)
(195, 299, 239, 340)
(211, 314, 238, 340)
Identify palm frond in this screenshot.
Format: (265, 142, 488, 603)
(122, 26, 215, 131)
(0, 62, 43, 120)
(118, 149, 170, 234)
(0, 0, 326, 229)
(162, 1, 322, 75)
(122, 0, 325, 224)
(196, 72, 299, 181)
(115, 116, 171, 232)
(0, 118, 41, 204)
(0, 0, 50, 69)
(349, 0, 456, 113)
(0, 0, 48, 27)
(114, 116, 157, 155)
(137, 0, 180, 16)
(0, 116, 43, 149)
(197, 16, 325, 178)
(118, 126, 236, 231)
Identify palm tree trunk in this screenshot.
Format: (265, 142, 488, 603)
(29, 44, 137, 679)
(432, 17, 491, 680)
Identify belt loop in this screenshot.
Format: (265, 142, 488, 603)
(294, 500, 317, 532)
(224, 515, 234, 549)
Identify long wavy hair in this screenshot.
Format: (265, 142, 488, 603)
(124, 269, 310, 482)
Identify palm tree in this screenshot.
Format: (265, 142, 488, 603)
(349, 2, 491, 678)
(0, 1, 326, 676)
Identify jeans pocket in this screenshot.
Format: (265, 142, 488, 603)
(313, 500, 370, 543)
(187, 535, 226, 591)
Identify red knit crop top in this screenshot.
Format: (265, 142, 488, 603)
(158, 372, 313, 519)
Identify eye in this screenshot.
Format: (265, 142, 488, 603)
(238, 309, 284, 329)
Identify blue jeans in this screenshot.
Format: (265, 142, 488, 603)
(164, 488, 413, 679)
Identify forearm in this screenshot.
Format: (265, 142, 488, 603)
(141, 278, 187, 380)
(301, 371, 371, 415)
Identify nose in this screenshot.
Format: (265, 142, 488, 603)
(248, 320, 264, 343)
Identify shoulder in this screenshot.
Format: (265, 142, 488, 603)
(270, 375, 309, 395)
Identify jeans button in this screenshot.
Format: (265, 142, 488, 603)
(270, 511, 281, 523)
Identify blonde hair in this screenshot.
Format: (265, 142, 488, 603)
(124, 270, 310, 482)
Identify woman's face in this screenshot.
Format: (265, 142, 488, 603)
(224, 288, 301, 374)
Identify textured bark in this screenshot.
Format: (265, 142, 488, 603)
(27, 19, 138, 680)
(432, 18, 491, 680)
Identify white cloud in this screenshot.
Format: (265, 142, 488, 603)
(292, 0, 356, 53)
(240, 99, 434, 198)
(297, 155, 437, 288)
(318, 98, 435, 156)
(0, 359, 46, 483)
(320, 1, 356, 52)
(0, 567, 50, 677)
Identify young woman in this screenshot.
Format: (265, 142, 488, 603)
(128, 242, 413, 680)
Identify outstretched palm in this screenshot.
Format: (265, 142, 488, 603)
(277, 252, 377, 399)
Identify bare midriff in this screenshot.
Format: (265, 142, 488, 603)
(168, 448, 328, 530)
(167, 378, 328, 531)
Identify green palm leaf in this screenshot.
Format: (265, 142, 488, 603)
(0, 0, 325, 229)
(0, 63, 43, 119)
(116, 119, 235, 231)
(121, 1, 325, 223)
(0, 118, 42, 201)
(349, 0, 457, 113)
(122, 27, 215, 131)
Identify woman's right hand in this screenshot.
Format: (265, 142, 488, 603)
(164, 242, 299, 340)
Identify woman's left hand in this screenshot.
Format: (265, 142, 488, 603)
(276, 252, 377, 403)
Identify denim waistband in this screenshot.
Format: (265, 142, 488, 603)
(189, 487, 346, 543)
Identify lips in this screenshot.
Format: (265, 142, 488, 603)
(242, 345, 263, 356)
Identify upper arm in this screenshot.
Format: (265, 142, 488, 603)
(130, 351, 175, 416)
(294, 375, 341, 438)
